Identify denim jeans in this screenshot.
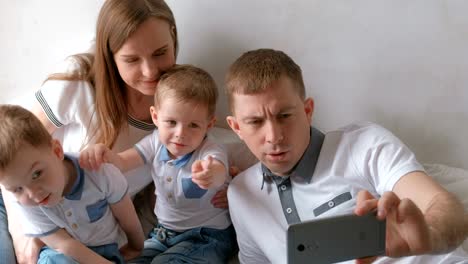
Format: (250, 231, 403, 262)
(129, 224, 237, 264)
(0, 191, 17, 264)
(38, 243, 124, 264)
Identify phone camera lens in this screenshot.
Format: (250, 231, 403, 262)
(297, 244, 305, 252)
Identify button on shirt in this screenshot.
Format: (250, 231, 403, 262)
(18, 154, 128, 247)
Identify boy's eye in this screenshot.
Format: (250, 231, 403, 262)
(165, 120, 176, 126)
(189, 123, 199, 128)
(13, 187, 23, 194)
(32, 170, 42, 180)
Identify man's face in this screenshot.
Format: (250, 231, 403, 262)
(227, 76, 314, 176)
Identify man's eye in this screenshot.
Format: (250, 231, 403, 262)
(189, 123, 199, 128)
(279, 113, 292, 119)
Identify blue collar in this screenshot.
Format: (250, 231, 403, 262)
(261, 127, 324, 188)
(159, 145, 194, 168)
(63, 154, 85, 200)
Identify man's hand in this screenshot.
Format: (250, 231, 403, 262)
(354, 190, 432, 263)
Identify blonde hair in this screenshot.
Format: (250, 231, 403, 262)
(155, 64, 218, 117)
(225, 48, 305, 112)
(0, 105, 52, 170)
(45, 0, 178, 148)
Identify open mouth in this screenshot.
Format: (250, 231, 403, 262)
(39, 194, 51, 205)
(266, 151, 288, 161)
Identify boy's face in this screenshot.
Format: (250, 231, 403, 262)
(0, 141, 68, 207)
(150, 96, 215, 158)
(227, 76, 314, 176)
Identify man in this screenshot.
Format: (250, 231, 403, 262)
(225, 48, 468, 263)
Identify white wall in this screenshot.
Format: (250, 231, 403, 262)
(1, 0, 467, 169)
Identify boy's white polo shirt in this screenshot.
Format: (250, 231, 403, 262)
(135, 130, 231, 232)
(18, 154, 127, 247)
(228, 122, 468, 264)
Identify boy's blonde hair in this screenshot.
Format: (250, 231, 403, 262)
(155, 64, 218, 117)
(0, 105, 52, 170)
(225, 48, 305, 112)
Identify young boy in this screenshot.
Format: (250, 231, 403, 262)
(79, 64, 237, 263)
(224, 49, 468, 263)
(0, 104, 144, 264)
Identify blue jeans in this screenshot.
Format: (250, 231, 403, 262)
(129, 224, 237, 264)
(38, 243, 124, 264)
(0, 191, 17, 264)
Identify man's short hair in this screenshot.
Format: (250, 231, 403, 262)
(225, 49, 305, 112)
(155, 64, 218, 117)
(0, 105, 52, 170)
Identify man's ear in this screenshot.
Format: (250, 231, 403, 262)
(304, 97, 314, 125)
(51, 139, 64, 160)
(150, 106, 158, 125)
(226, 116, 243, 140)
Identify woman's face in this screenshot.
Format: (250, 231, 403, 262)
(114, 18, 176, 96)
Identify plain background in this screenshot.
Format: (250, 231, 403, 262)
(1, 0, 467, 169)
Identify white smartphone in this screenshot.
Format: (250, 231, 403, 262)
(287, 212, 386, 264)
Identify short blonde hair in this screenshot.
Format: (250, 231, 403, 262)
(155, 64, 218, 117)
(225, 49, 305, 112)
(0, 105, 52, 170)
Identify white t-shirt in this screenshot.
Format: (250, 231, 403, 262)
(228, 122, 468, 264)
(19, 155, 127, 247)
(34, 59, 154, 196)
(135, 130, 231, 231)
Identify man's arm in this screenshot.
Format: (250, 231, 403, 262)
(355, 170, 467, 259)
(40, 229, 112, 264)
(110, 193, 144, 260)
(392, 171, 467, 253)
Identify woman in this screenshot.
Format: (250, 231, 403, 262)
(3, 0, 231, 262)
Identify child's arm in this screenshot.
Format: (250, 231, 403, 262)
(79, 144, 144, 173)
(110, 193, 145, 261)
(40, 229, 112, 264)
(191, 155, 227, 189)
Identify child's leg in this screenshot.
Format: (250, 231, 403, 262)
(127, 228, 168, 264)
(89, 243, 125, 264)
(37, 247, 78, 264)
(0, 191, 16, 264)
(152, 225, 237, 264)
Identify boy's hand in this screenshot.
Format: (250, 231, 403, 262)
(191, 155, 216, 189)
(79, 143, 113, 170)
(119, 243, 141, 261)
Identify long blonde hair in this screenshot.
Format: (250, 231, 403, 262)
(46, 0, 178, 148)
